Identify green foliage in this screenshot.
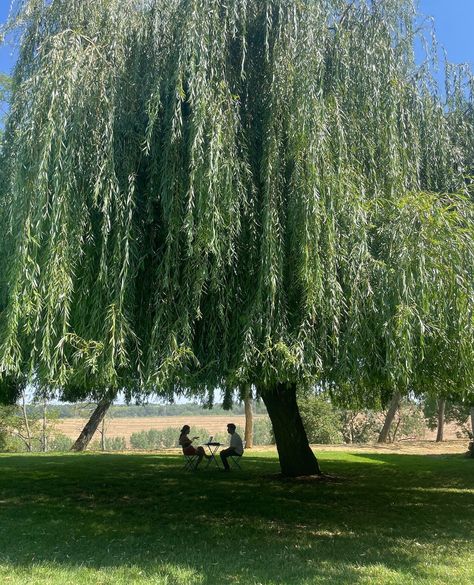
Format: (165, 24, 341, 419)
(0, 0, 473, 408)
(0, 400, 63, 452)
(423, 395, 473, 437)
(389, 400, 426, 442)
(48, 432, 73, 451)
(89, 436, 126, 451)
(298, 395, 344, 444)
(0, 404, 36, 451)
(129, 425, 255, 449)
(0, 73, 10, 141)
(338, 410, 381, 444)
(0, 376, 22, 405)
(298, 393, 426, 444)
(0, 74, 10, 101)
(129, 427, 221, 450)
(129, 429, 169, 450)
(0, 434, 27, 452)
(252, 418, 274, 446)
(30, 401, 268, 418)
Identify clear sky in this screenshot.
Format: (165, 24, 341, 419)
(1, 1, 474, 77)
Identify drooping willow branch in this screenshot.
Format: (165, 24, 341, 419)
(0, 0, 472, 404)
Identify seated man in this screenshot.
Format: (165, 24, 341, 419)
(220, 423, 244, 471)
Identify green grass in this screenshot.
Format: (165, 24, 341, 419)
(0, 449, 473, 585)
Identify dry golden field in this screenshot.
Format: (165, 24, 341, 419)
(55, 415, 466, 447)
(56, 415, 267, 444)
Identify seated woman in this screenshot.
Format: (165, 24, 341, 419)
(179, 425, 208, 467)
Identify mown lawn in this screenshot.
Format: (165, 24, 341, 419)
(0, 449, 472, 585)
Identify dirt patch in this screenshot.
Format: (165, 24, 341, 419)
(250, 440, 470, 456)
(312, 440, 471, 456)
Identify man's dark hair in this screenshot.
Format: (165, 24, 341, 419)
(227, 423, 236, 431)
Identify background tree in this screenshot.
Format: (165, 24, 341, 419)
(1, 0, 474, 476)
(298, 393, 344, 445)
(378, 392, 402, 444)
(241, 385, 254, 449)
(424, 392, 474, 442)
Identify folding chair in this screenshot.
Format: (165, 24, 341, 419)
(229, 453, 242, 469)
(229, 440, 245, 470)
(183, 453, 199, 471)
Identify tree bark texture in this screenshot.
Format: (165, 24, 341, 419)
(70, 398, 112, 452)
(261, 382, 321, 476)
(436, 399, 446, 442)
(100, 417, 106, 451)
(21, 391, 32, 452)
(378, 391, 401, 443)
(244, 392, 253, 449)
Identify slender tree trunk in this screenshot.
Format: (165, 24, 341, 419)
(470, 407, 474, 438)
(260, 382, 321, 477)
(244, 388, 253, 449)
(71, 398, 112, 452)
(100, 416, 106, 451)
(391, 416, 401, 443)
(42, 398, 47, 452)
(21, 390, 32, 452)
(436, 399, 446, 442)
(378, 391, 401, 443)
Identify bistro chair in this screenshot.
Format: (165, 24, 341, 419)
(229, 440, 246, 470)
(183, 452, 199, 471)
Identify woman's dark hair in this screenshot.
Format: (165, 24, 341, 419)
(180, 425, 190, 434)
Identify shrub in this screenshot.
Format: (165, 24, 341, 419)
(49, 433, 73, 451)
(129, 426, 231, 450)
(0, 430, 8, 451)
(339, 410, 381, 444)
(392, 401, 426, 441)
(0, 434, 30, 453)
(298, 396, 344, 444)
(89, 436, 127, 451)
(252, 418, 274, 445)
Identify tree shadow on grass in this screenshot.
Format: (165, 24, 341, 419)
(0, 452, 472, 584)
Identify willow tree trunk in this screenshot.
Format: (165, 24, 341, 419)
(244, 393, 253, 449)
(261, 382, 321, 476)
(71, 398, 112, 452)
(378, 391, 401, 443)
(436, 399, 446, 442)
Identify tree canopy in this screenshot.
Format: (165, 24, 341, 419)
(0, 0, 473, 470)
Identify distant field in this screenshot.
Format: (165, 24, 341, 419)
(56, 415, 464, 445)
(56, 415, 267, 443)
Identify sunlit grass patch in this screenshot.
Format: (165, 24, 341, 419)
(0, 449, 472, 584)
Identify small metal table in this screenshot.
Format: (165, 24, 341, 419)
(204, 442, 222, 469)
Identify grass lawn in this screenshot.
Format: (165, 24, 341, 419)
(0, 448, 473, 585)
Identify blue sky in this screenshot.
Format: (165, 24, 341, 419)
(1, 1, 474, 77)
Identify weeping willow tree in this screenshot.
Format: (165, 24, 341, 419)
(0, 73, 11, 139)
(1, 0, 474, 475)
